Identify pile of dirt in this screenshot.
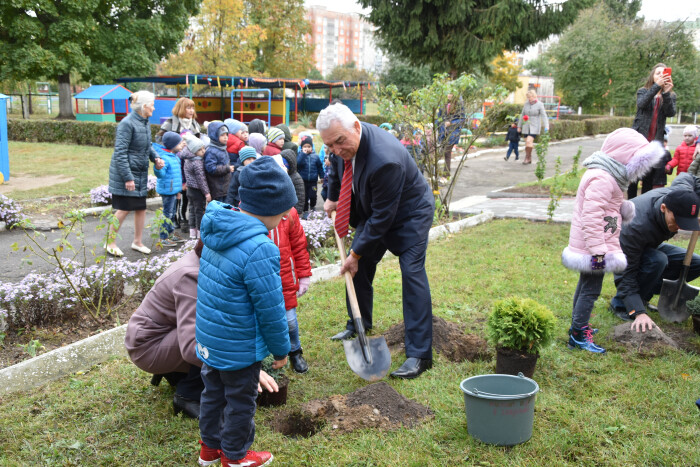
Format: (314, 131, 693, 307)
(268, 382, 433, 437)
(612, 323, 679, 354)
(383, 316, 491, 362)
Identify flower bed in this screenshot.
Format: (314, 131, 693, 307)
(0, 194, 27, 228)
(0, 241, 195, 332)
(89, 175, 158, 205)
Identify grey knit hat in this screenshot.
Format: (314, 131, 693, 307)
(186, 137, 205, 154)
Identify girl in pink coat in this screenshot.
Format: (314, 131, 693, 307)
(562, 128, 663, 353)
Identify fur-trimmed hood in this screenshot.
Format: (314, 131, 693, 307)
(601, 128, 664, 183)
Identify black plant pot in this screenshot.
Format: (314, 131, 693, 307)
(692, 316, 700, 335)
(256, 376, 289, 407)
(495, 346, 539, 378)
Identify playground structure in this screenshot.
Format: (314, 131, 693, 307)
(115, 75, 374, 127)
(73, 85, 133, 123)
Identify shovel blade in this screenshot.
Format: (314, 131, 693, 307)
(342, 336, 391, 382)
(657, 278, 699, 323)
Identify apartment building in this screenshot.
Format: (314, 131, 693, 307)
(306, 6, 386, 76)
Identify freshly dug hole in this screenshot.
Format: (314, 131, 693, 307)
(268, 410, 323, 438)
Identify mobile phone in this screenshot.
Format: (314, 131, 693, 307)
(663, 67, 672, 77)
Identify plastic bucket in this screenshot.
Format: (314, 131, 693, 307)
(459, 373, 539, 446)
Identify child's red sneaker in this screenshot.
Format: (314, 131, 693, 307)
(198, 440, 221, 466)
(221, 450, 273, 467)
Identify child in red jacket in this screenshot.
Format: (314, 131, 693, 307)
(224, 119, 248, 166)
(667, 125, 698, 175)
(682, 126, 700, 176)
(268, 207, 312, 373)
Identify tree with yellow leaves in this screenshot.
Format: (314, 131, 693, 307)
(159, 0, 263, 76)
(490, 51, 523, 93)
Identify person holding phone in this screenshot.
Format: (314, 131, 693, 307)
(629, 63, 676, 198)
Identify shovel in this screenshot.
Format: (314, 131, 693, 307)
(657, 230, 700, 323)
(332, 211, 391, 381)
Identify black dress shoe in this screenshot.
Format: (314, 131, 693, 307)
(173, 394, 200, 419)
(289, 350, 309, 374)
(390, 357, 433, 379)
(330, 329, 356, 341)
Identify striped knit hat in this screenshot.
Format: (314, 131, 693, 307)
(266, 127, 285, 144)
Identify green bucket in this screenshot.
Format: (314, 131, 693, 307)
(459, 373, 539, 446)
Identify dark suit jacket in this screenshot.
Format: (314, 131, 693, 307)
(328, 122, 435, 256)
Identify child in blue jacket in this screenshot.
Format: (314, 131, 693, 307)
(195, 157, 297, 467)
(153, 132, 186, 246)
(296, 136, 324, 213)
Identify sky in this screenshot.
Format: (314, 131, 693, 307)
(305, 0, 700, 22)
(639, 0, 700, 22)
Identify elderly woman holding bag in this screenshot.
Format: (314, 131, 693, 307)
(518, 90, 549, 165)
(106, 91, 164, 257)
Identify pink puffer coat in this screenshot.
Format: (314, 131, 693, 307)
(562, 128, 664, 273)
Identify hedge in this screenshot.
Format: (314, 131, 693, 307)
(9, 118, 159, 148)
(8, 113, 635, 148)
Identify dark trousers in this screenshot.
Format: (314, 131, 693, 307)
(627, 173, 654, 199)
(179, 189, 188, 223)
(199, 362, 261, 460)
(346, 238, 433, 359)
(571, 273, 605, 330)
(506, 141, 520, 160)
(187, 188, 206, 230)
(303, 180, 318, 210)
(176, 364, 205, 400)
(612, 243, 700, 309)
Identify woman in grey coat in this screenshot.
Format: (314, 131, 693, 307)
(517, 90, 549, 165)
(106, 91, 164, 257)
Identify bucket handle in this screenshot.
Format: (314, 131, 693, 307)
(469, 373, 537, 398)
(470, 388, 537, 398)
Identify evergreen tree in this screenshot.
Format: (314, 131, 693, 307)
(357, 0, 593, 75)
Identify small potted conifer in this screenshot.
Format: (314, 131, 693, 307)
(487, 297, 557, 378)
(685, 295, 700, 335)
(257, 355, 289, 407)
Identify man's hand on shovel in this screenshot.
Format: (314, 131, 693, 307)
(631, 313, 656, 333)
(340, 252, 359, 278)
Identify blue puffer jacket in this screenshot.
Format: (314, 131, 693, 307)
(297, 151, 324, 182)
(152, 144, 183, 196)
(109, 111, 158, 197)
(195, 201, 291, 371)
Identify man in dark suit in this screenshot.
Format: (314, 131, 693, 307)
(319, 104, 435, 379)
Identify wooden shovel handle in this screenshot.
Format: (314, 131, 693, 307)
(331, 211, 363, 321)
(684, 231, 700, 267)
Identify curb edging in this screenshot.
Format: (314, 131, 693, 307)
(0, 211, 495, 396)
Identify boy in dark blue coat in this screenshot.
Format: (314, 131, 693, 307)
(196, 157, 297, 467)
(296, 136, 324, 212)
(504, 121, 520, 161)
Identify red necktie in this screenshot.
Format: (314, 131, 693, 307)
(335, 160, 353, 238)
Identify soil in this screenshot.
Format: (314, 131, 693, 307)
(495, 346, 539, 378)
(612, 322, 687, 356)
(18, 194, 95, 219)
(0, 174, 75, 195)
(383, 316, 491, 362)
(0, 301, 137, 369)
(268, 382, 433, 437)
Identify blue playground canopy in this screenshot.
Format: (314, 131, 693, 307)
(73, 85, 133, 100)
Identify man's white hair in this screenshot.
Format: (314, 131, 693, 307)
(131, 90, 155, 113)
(316, 103, 359, 131)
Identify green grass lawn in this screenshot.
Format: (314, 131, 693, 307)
(1, 220, 699, 465)
(6, 142, 113, 200)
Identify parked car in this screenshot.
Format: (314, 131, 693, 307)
(558, 105, 575, 115)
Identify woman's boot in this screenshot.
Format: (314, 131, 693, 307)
(523, 147, 533, 164)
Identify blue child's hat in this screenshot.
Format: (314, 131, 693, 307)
(238, 157, 297, 216)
